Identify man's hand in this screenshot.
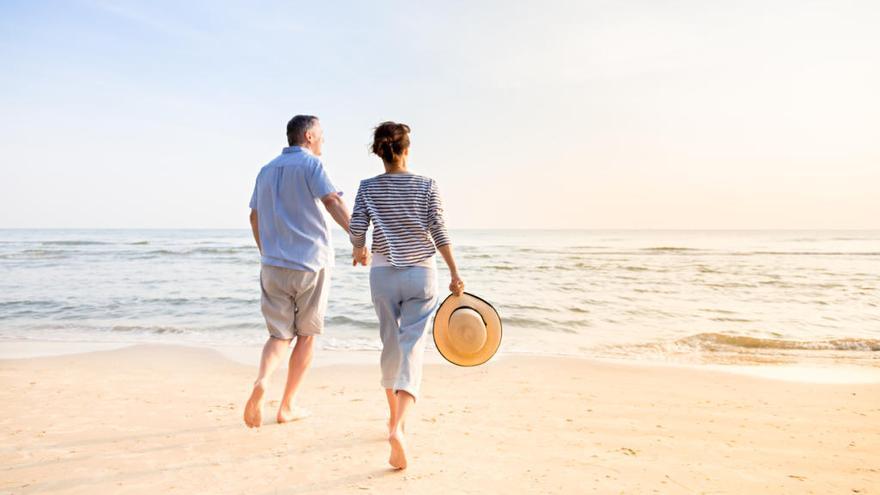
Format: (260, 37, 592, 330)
(352, 246, 371, 266)
(449, 274, 464, 296)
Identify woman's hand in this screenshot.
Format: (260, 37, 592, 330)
(449, 274, 464, 296)
(352, 247, 371, 266)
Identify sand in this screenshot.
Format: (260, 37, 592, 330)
(1, 344, 878, 494)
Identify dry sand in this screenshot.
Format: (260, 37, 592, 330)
(1, 344, 877, 494)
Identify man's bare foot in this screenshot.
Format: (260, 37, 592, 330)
(243, 383, 265, 428)
(388, 429, 408, 470)
(277, 404, 310, 424)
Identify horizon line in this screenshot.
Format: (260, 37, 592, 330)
(1, 227, 878, 232)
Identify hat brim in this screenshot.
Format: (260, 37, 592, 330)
(432, 292, 502, 367)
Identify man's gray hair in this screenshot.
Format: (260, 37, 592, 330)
(286, 115, 318, 146)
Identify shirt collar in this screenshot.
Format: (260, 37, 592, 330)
(282, 146, 313, 155)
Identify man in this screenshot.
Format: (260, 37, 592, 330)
(243, 115, 352, 428)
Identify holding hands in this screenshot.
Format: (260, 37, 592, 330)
(351, 246, 464, 296)
(352, 246, 371, 266)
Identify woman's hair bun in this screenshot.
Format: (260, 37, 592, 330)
(371, 121, 411, 163)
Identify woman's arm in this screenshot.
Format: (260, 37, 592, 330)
(349, 182, 371, 266)
(427, 180, 463, 295)
(437, 244, 464, 296)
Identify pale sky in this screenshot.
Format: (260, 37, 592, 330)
(1, 0, 878, 229)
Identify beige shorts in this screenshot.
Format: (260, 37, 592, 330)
(259, 264, 330, 339)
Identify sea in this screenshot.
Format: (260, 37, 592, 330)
(1, 229, 878, 379)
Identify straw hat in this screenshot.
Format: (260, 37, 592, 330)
(432, 292, 502, 366)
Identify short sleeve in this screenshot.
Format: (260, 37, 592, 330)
(306, 159, 341, 199)
(249, 179, 258, 209)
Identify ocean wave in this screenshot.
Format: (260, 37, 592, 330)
(677, 332, 880, 352)
(502, 315, 590, 333)
(132, 247, 253, 257)
(41, 240, 110, 246)
(0, 299, 57, 308)
(135, 295, 256, 306)
(4, 249, 68, 259)
(0, 300, 63, 313)
(561, 249, 879, 257)
(2, 245, 256, 261)
(9, 240, 145, 251)
(326, 315, 378, 330)
(733, 251, 880, 257)
(111, 325, 187, 334)
(504, 303, 551, 312)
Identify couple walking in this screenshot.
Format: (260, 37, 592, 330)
(243, 115, 464, 470)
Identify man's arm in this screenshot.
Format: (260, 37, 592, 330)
(321, 192, 351, 233)
(249, 209, 262, 254)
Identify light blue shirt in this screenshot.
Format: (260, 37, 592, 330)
(249, 146, 340, 272)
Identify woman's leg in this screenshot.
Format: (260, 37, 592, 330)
(385, 388, 397, 434)
(388, 390, 415, 469)
(393, 267, 437, 401)
(387, 267, 438, 469)
(371, 268, 403, 433)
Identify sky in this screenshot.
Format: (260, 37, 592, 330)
(1, 0, 878, 229)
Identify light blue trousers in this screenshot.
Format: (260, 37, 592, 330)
(370, 266, 438, 401)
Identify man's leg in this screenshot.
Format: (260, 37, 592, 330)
(244, 335, 291, 428)
(276, 268, 328, 423)
(277, 334, 315, 423)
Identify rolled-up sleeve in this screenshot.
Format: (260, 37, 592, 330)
(427, 179, 450, 248)
(349, 181, 370, 248)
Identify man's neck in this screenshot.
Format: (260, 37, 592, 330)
(289, 144, 316, 155)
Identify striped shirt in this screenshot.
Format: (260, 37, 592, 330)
(349, 173, 451, 268)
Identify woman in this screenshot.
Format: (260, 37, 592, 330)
(349, 121, 464, 470)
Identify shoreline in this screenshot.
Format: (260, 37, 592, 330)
(2, 343, 877, 494)
(2, 338, 879, 385)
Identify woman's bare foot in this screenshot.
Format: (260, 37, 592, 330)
(277, 404, 310, 424)
(387, 419, 405, 436)
(243, 382, 265, 428)
(388, 428, 408, 470)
